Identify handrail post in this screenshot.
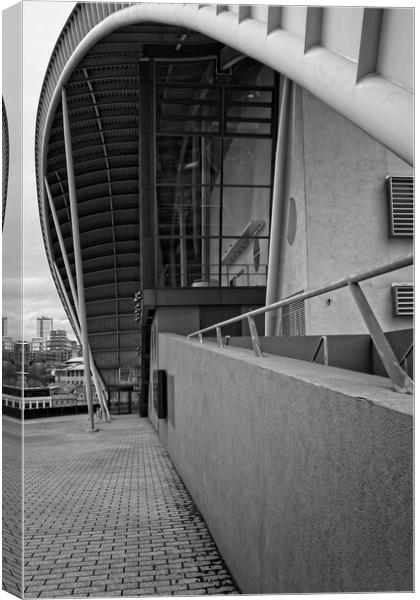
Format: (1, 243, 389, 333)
(247, 315, 263, 358)
(348, 282, 413, 394)
(312, 335, 329, 365)
(399, 342, 413, 374)
(322, 335, 329, 365)
(198, 333, 203, 344)
(216, 327, 223, 348)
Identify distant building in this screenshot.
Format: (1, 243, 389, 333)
(2, 335, 13, 352)
(30, 337, 45, 353)
(28, 330, 74, 364)
(45, 329, 72, 362)
(53, 358, 99, 406)
(2, 385, 53, 410)
(36, 316, 53, 339)
(54, 357, 85, 386)
(2, 318, 13, 357)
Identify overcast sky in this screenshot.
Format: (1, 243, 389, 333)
(2, 0, 76, 341)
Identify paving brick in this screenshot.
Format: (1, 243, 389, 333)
(23, 414, 239, 597)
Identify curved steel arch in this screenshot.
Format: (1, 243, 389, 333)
(2, 96, 9, 230)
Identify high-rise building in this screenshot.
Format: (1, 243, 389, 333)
(36, 316, 53, 339)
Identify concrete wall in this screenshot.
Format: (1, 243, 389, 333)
(155, 333, 413, 594)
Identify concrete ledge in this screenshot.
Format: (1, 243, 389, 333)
(156, 333, 413, 593)
(197, 339, 413, 416)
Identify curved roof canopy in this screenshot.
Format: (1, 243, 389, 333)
(38, 4, 273, 384)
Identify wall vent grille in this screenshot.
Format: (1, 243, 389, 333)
(386, 175, 414, 237)
(281, 296, 305, 336)
(392, 283, 414, 317)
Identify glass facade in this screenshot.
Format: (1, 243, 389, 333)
(154, 58, 277, 288)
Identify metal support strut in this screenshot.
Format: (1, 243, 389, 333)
(348, 282, 413, 394)
(247, 315, 263, 358)
(312, 335, 329, 365)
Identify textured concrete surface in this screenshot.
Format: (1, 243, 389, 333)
(156, 334, 413, 594)
(23, 414, 239, 598)
(3, 416, 23, 596)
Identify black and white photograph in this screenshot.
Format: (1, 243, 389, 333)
(1, 1, 414, 598)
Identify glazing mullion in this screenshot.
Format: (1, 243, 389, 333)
(219, 84, 225, 287)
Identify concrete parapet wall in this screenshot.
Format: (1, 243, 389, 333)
(155, 333, 413, 593)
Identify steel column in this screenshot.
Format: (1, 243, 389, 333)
(52, 262, 111, 422)
(201, 136, 211, 282)
(265, 77, 292, 335)
(45, 177, 110, 421)
(45, 176, 107, 405)
(62, 87, 96, 430)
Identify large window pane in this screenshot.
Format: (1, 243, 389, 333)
(156, 85, 221, 134)
(156, 60, 216, 83)
(222, 187, 270, 237)
(153, 58, 276, 289)
(223, 138, 272, 186)
(156, 136, 222, 185)
(221, 237, 269, 287)
(157, 186, 220, 237)
(157, 236, 220, 288)
(226, 88, 273, 104)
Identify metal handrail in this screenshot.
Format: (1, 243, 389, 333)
(187, 254, 414, 394)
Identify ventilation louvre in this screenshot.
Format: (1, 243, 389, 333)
(392, 283, 414, 317)
(386, 175, 414, 237)
(281, 296, 305, 336)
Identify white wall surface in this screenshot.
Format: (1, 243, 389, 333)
(377, 8, 414, 91)
(321, 7, 364, 61)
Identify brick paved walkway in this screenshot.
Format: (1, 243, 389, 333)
(23, 414, 239, 598)
(3, 416, 23, 596)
